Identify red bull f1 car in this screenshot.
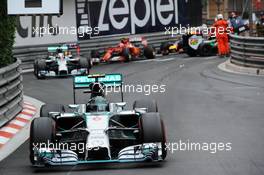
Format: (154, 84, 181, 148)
(160, 40, 184, 56)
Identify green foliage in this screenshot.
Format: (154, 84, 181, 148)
(0, 0, 16, 67)
(202, 0, 208, 7)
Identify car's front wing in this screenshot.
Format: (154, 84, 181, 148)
(38, 69, 88, 78)
(32, 143, 164, 167)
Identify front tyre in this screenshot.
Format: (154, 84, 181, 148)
(29, 117, 56, 164)
(139, 113, 167, 160)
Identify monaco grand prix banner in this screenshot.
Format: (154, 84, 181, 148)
(76, 0, 202, 40)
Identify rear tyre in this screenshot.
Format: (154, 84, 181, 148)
(91, 50, 100, 58)
(144, 46, 155, 59)
(139, 113, 167, 160)
(198, 43, 212, 56)
(177, 41, 183, 52)
(133, 99, 158, 112)
(79, 57, 91, 74)
(29, 117, 56, 164)
(40, 104, 64, 117)
(122, 48, 131, 62)
(186, 47, 198, 57)
(160, 42, 170, 56)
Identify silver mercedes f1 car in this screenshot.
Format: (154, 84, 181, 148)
(33, 43, 91, 79)
(30, 73, 167, 167)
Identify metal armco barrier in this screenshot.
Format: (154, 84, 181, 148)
(0, 59, 23, 127)
(14, 32, 179, 70)
(230, 34, 264, 68)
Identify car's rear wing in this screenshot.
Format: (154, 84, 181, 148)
(129, 37, 148, 47)
(48, 43, 81, 55)
(73, 73, 123, 103)
(48, 46, 68, 53)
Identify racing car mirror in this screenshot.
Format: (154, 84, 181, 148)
(48, 112, 60, 119)
(68, 104, 79, 109)
(109, 102, 126, 113)
(134, 107, 147, 114)
(115, 102, 126, 110)
(115, 102, 126, 107)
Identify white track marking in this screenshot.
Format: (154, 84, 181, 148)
(0, 136, 9, 144)
(22, 109, 35, 115)
(0, 127, 19, 134)
(17, 114, 32, 120)
(10, 120, 26, 127)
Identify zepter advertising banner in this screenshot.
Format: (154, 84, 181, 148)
(75, 0, 195, 40)
(14, 0, 77, 47)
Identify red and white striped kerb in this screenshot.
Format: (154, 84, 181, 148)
(0, 102, 37, 148)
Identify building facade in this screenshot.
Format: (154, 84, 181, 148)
(203, 0, 264, 24)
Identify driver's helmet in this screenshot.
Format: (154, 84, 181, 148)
(56, 48, 64, 58)
(230, 12, 236, 18)
(57, 48, 63, 54)
(89, 82, 105, 97)
(261, 12, 264, 18)
(217, 14, 224, 20)
(121, 37, 129, 44)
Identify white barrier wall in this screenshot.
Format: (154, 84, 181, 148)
(14, 0, 77, 47)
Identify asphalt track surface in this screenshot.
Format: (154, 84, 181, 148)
(1, 55, 264, 175)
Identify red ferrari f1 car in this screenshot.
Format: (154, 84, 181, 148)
(91, 37, 155, 64)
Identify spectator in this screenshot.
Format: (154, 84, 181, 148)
(228, 12, 249, 35)
(256, 12, 264, 37)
